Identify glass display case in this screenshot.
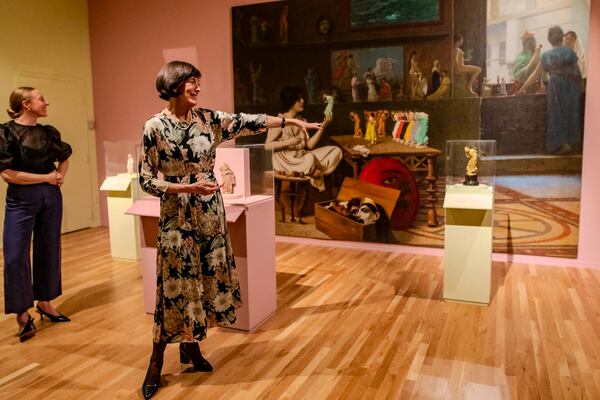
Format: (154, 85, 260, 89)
(104, 140, 138, 178)
(99, 140, 141, 260)
(445, 139, 496, 190)
(214, 143, 273, 203)
(443, 139, 496, 304)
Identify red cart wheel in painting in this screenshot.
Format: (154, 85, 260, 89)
(359, 158, 419, 230)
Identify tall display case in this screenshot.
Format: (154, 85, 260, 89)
(99, 141, 140, 260)
(128, 144, 276, 331)
(443, 140, 496, 304)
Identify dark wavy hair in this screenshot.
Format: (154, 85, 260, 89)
(155, 61, 201, 100)
(280, 86, 303, 111)
(548, 26, 564, 47)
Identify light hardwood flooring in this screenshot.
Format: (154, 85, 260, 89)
(1, 227, 600, 399)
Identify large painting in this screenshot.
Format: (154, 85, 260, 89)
(231, 0, 590, 259)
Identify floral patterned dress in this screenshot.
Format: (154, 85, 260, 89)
(139, 108, 266, 343)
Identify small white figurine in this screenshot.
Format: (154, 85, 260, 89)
(127, 153, 134, 175)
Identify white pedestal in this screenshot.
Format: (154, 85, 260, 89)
(443, 185, 494, 304)
(127, 195, 276, 331)
(100, 174, 140, 260)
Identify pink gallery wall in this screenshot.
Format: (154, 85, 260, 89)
(87, 0, 278, 225)
(89, 0, 600, 266)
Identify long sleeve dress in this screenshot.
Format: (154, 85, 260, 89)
(541, 46, 582, 153)
(139, 108, 266, 343)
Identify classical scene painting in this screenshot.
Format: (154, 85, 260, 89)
(331, 46, 404, 103)
(232, 0, 590, 258)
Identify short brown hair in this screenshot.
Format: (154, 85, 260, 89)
(7, 86, 34, 119)
(155, 61, 201, 101)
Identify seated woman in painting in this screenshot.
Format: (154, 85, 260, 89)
(265, 86, 342, 192)
(453, 33, 481, 97)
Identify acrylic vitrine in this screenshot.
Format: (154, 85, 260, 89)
(214, 143, 273, 203)
(99, 141, 141, 260)
(443, 139, 496, 305)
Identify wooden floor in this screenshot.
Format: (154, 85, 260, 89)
(1, 228, 600, 399)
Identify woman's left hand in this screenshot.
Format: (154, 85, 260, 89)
(302, 121, 322, 130)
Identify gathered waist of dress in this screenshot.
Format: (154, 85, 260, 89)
(164, 171, 216, 184)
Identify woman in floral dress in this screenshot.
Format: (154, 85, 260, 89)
(139, 61, 321, 399)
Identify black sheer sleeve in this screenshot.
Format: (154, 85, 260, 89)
(46, 125, 72, 162)
(0, 123, 16, 172)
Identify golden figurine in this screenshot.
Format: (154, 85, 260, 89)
(463, 146, 479, 186)
(349, 111, 362, 137)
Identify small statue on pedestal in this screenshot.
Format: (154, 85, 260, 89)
(463, 146, 479, 186)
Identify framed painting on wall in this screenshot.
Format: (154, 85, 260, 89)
(331, 46, 404, 102)
(350, 0, 441, 29)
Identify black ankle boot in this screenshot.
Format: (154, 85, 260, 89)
(180, 342, 213, 372)
(141, 342, 167, 399)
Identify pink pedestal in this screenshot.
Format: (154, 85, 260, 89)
(126, 195, 276, 331)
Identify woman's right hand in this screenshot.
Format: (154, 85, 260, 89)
(47, 171, 64, 186)
(187, 176, 221, 195)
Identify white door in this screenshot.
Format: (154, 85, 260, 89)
(11, 73, 96, 233)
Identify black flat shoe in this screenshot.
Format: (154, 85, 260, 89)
(180, 342, 213, 372)
(18, 315, 36, 342)
(36, 305, 70, 322)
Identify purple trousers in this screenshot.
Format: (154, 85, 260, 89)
(3, 183, 63, 314)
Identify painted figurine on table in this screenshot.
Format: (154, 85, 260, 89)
(463, 146, 479, 186)
(414, 112, 429, 147)
(391, 112, 403, 142)
(364, 111, 377, 145)
(323, 93, 334, 120)
(349, 111, 362, 137)
(403, 111, 415, 144)
(376, 110, 389, 137)
(219, 163, 236, 194)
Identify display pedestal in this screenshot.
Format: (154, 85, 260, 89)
(126, 195, 276, 331)
(443, 185, 494, 304)
(99, 173, 140, 260)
